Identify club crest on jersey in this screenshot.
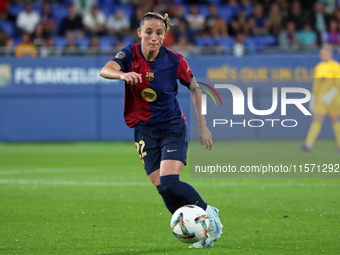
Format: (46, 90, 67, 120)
(145, 72, 154, 81)
(141, 88, 157, 102)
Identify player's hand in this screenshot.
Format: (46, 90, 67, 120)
(198, 126, 213, 150)
(120, 72, 142, 85)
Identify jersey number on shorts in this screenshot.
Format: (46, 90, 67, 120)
(135, 140, 147, 158)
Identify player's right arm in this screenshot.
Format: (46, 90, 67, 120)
(100, 60, 142, 85)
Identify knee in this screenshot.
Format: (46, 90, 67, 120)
(160, 175, 179, 192)
(150, 177, 160, 187)
(149, 170, 161, 187)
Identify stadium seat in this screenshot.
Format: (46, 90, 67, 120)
(114, 5, 134, 19)
(33, 3, 42, 13)
(243, 5, 253, 17)
(197, 5, 210, 17)
(215, 36, 235, 54)
(217, 6, 232, 22)
(13, 36, 22, 47)
(123, 36, 135, 46)
(51, 4, 69, 23)
(8, 4, 25, 16)
(99, 36, 118, 51)
(216, 36, 235, 47)
(207, 0, 221, 4)
(99, 0, 118, 6)
(54, 36, 68, 48)
(100, 2, 114, 17)
(0, 21, 16, 37)
(243, 37, 257, 54)
(76, 37, 90, 50)
(229, 4, 240, 17)
(9, 3, 42, 15)
(183, 4, 210, 17)
(255, 35, 277, 47)
(195, 37, 215, 47)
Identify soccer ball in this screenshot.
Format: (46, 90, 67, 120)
(170, 205, 210, 243)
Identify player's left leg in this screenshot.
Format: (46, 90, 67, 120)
(300, 113, 325, 152)
(159, 119, 222, 248)
(159, 160, 207, 211)
(159, 160, 215, 248)
(159, 161, 223, 239)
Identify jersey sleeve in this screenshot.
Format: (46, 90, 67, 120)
(112, 45, 133, 72)
(177, 55, 193, 87)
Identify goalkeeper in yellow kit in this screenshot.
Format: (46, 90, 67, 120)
(300, 45, 340, 152)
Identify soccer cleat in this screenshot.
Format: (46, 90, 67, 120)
(299, 144, 311, 153)
(188, 234, 213, 248)
(206, 205, 223, 242)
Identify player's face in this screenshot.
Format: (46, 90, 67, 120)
(320, 48, 332, 62)
(138, 19, 165, 53)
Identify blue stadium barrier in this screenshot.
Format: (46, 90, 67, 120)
(0, 55, 336, 142)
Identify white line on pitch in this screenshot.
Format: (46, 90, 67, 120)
(0, 168, 94, 175)
(0, 179, 339, 187)
(0, 166, 139, 176)
(0, 179, 151, 186)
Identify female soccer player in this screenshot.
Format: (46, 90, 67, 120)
(300, 45, 340, 152)
(100, 12, 223, 248)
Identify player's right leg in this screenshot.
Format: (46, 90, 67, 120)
(330, 115, 340, 151)
(134, 125, 184, 213)
(329, 97, 340, 151)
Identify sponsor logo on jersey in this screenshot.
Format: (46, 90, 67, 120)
(141, 88, 157, 102)
(167, 149, 177, 153)
(145, 72, 154, 81)
(0, 65, 11, 88)
(115, 51, 125, 59)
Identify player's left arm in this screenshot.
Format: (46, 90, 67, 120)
(176, 54, 213, 150)
(189, 77, 213, 150)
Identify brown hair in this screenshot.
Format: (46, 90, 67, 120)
(139, 12, 173, 32)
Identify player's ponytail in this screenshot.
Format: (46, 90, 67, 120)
(140, 12, 173, 32)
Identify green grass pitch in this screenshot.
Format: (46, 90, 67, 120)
(0, 140, 339, 255)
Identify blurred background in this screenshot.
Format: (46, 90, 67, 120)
(0, 0, 338, 142)
(1, 0, 337, 56)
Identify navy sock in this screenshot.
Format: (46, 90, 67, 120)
(156, 185, 184, 214)
(159, 175, 207, 211)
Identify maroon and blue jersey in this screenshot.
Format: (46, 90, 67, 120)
(113, 44, 193, 128)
